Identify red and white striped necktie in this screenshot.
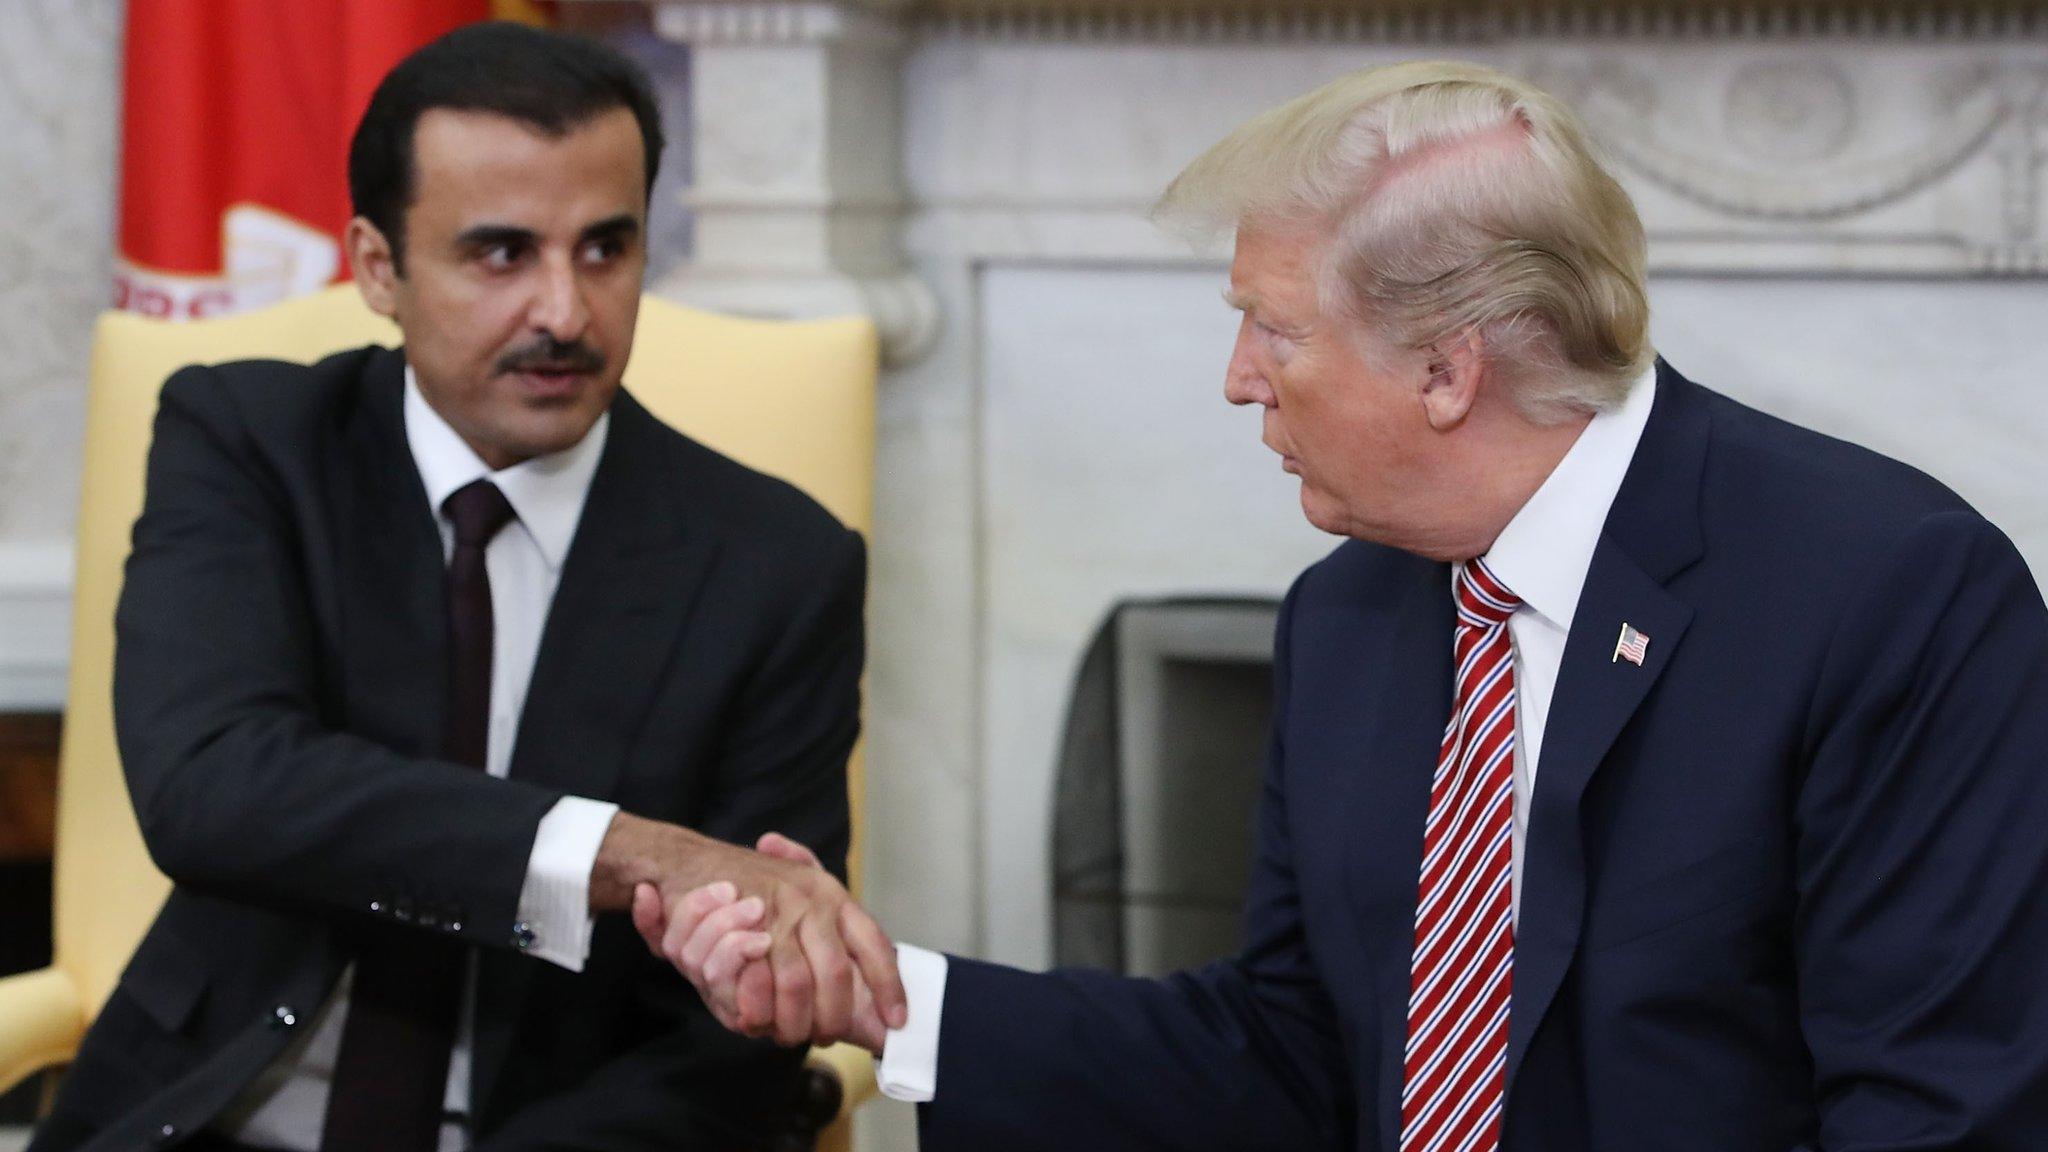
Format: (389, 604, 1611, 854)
(1401, 557, 1520, 1152)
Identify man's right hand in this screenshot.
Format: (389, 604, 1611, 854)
(593, 813, 905, 1047)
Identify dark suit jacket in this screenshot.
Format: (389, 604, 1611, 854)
(921, 363, 2048, 1151)
(32, 345, 865, 1152)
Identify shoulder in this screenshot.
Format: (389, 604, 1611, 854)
(610, 393, 863, 578)
(1679, 375, 1988, 575)
(158, 344, 393, 441)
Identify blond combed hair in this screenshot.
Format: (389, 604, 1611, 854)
(1157, 61, 1652, 421)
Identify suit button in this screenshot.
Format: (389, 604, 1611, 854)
(448, 918, 465, 934)
(271, 1005, 297, 1029)
(155, 1123, 177, 1144)
(512, 921, 538, 950)
(368, 899, 384, 914)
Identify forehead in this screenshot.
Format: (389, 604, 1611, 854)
(1228, 223, 1325, 308)
(407, 106, 645, 226)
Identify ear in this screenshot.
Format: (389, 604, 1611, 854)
(1418, 328, 1485, 432)
(345, 217, 400, 319)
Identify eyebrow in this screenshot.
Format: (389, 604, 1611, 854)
(580, 214, 642, 244)
(454, 223, 539, 251)
(452, 215, 643, 251)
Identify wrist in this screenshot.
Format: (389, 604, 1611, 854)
(589, 812, 705, 912)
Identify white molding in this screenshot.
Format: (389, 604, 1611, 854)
(893, 41, 2048, 278)
(649, 0, 943, 365)
(913, 4, 2048, 44)
(653, 0, 909, 47)
(0, 541, 74, 712)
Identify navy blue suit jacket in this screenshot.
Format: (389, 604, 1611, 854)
(921, 364, 2048, 1151)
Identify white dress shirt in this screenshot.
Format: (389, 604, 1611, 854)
(215, 370, 622, 1150)
(877, 363, 1660, 1103)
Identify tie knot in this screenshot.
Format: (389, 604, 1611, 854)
(443, 480, 515, 548)
(1456, 557, 1521, 627)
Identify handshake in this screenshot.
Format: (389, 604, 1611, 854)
(595, 814, 904, 1053)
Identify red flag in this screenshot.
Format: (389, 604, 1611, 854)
(115, 0, 496, 319)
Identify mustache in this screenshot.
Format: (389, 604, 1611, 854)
(495, 338, 605, 376)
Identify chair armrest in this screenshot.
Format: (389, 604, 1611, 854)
(798, 1042, 879, 1152)
(806, 1041, 878, 1119)
(0, 966, 86, 1095)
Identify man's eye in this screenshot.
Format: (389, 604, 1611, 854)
(581, 237, 625, 264)
(478, 243, 527, 270)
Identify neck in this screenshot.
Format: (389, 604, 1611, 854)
(1416, 408, 1593, 562)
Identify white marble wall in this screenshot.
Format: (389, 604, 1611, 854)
(0, 0, 120, 544)
(0, 0, 121, 708)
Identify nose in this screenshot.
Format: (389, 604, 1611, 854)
(1223, 319, 1275, 408)
(529, 252, 591, 343)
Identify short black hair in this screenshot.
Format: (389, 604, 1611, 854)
(348, 21, 665, 272)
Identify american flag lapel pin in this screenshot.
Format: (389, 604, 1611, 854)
(1613, 622, 1649, 666)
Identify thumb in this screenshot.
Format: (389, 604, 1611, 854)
(755, 831, 823, 870)
(849, 979, 889, 1056)
(630, 882, 666, 953)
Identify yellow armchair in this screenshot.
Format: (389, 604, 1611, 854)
(0, 285, 880, 1148)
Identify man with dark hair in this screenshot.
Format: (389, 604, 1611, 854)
(30, 22, 900, 1152)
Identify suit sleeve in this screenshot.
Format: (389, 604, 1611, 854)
(1796, 510, 2048, 1149)
(115, 366, 563, 948)
(474, 520, 866, 1150)
(916, 580, 1351, 1152)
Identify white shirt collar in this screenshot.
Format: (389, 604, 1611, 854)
(403, 366, 609, 571)
(1476, 363, 1660, 632)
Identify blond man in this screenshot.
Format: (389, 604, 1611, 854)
(654, 62, 2048, 1151)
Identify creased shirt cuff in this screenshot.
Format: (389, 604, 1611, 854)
(878, 943, 948, 1103)
(515, 796, 619, 972)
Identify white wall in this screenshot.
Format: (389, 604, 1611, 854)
(0, 1, 121, 709)
(1650, 278, 2048, 572)
(0, 0, 119, 545)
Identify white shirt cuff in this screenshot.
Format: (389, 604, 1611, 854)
(515, 796, 619, 971)
(878, 943, 948, 1103)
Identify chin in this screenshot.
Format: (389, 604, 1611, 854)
(495, 418, 600, 464)
(1297, 487, 1348, 538)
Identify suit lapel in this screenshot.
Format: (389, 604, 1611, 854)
(1506, 538, 1691, 1084)
(331, 348, 448, 759)
(503, 391, 720, 799)
(1505, 363, 1711, 1093)
(472, 391, 723, 1113)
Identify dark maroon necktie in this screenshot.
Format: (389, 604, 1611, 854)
(323, 479, 514, 1152)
